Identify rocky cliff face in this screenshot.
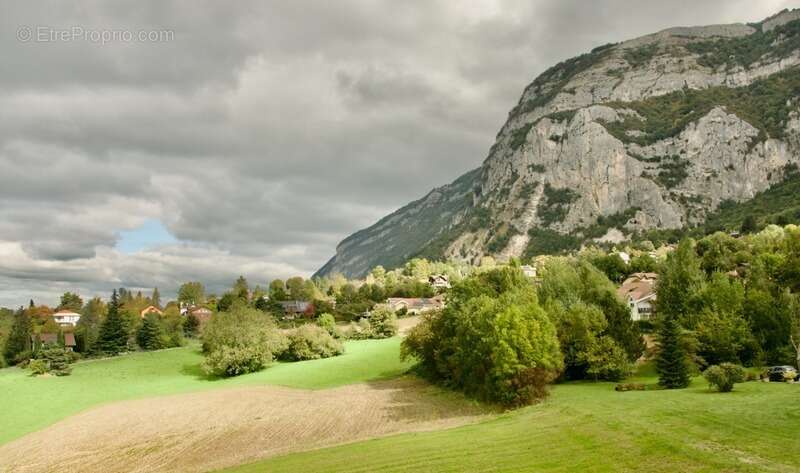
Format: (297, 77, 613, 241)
(316, 9, 800, 278)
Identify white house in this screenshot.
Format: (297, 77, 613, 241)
(617, 251, 631, 265)
(521, 265, 537, 278)
(52, 310, 81, 327)
(617, 272, 657, 321)
(428, 274, 451, 289)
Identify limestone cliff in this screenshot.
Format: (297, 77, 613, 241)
(316, 9, 800, 278)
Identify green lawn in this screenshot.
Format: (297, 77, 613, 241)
(0, 337, 411, 446)
(227, 372, 800, 473)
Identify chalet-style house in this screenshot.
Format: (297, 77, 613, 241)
(428, 274, 451, 289)
(279, 300, 315, 319)
(32, 332, 77, 351)
(186, 306, 213, 324)
(617, 272, 658, 321)
(52, 310, 81, 327)
(386, 295, 445, 315)
(139, 305, 163, 318)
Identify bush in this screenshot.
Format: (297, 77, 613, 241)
(201, 306, 287, 377)
(28, 359, 48, 376)
(703, 363, 745, 392)
(281, 324, 344, 361)
(316, 313, 341, 338)
(368, 306, 399, 339)
(615, 383, 646, 392)
(35, 345, 74, 376)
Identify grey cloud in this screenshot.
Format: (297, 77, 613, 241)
(0, 0, 797, 307)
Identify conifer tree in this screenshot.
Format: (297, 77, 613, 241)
(656, 315, 692, 389)
(151, 287, 161, 308)
(97, 290, 128, 355)
(136, 313, 164, 350)
(3, 307, 32, 365)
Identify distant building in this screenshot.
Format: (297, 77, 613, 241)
(139, 305, 163, 318)
(521, 265, 537, 278)
(279, 300, 315, 319)
(52, 310, 81, 327)
(386, 295, 445, 315)
(617, 272, 658, 321)
(428, 274, 451, 289)
(617, 251, 631, 265)
(32, 332, 77, 351)
(188, 307, 213, 324)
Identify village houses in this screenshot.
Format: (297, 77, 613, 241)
(617, 272, 658, 321)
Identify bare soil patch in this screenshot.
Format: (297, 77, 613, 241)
(0, 377, 489, 473)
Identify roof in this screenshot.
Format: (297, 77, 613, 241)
(618, 275, 657, 303)
(39, 333, 58, 344)
(53, 310, 80, 317)
(280, 300, 313, 312)
(190, 307, 212, 314)
(140, 305, 164, 317)
(386, 296, 445, 311)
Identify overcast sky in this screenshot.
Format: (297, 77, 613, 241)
(0, 0, 796, 307)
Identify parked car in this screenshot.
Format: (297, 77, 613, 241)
(766, 365, 799, 382)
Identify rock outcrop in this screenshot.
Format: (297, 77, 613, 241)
(316, 9, 800, 278)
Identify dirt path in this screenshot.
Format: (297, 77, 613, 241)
(0, 377, 489, 473)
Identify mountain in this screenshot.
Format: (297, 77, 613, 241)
(316, 9, 800, 279)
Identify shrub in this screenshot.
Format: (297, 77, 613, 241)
(703, 363, 745, 392)
(201, 306, 287, 377)
(136, 313, 165, 351)
(368, 306, 399, 339)
(28, 359, 48, 376)
(281, 324, 344, 361)
(615, 383, 646, 392)
(183, 313, 200, 337)
(36, 345, 74, 376)
(316, 313, 341, 338)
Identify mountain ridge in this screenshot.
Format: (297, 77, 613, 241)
(316, 9, 800, 278)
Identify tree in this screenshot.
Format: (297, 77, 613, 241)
(184, 313, 200, 338)
(286, 277, 307, 300)
(3, 307, 32, 365)
(233, 276, 249, 301)
(788, 293, 800, 369)
(402, 265, 563, 406)
(58, 292, 83, 312)
(151, 287, 161, 308)
(269, 279, 287, 301)
(178, 282, 205, 306)
(136, 313, 165, 350)
(741, 214, 759, 234)
(656, 316, 692, 389)
(76, 297, 105, 353)
(656, 239, 705, 323)
(317, 313, 338, 337)
(96, 290, 128, 355)
(368, 306, 399, 338)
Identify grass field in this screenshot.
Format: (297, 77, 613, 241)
(0, 337, 412, 446)
(227, 368, 800, 473)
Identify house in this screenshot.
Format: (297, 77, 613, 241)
(187, 307, 213, 324)
(617, 251, 631, 265)
(428, 274, 451, 289)
(139, 305, 163, 318)
(521, 265, 537, 278)
(279, 300, 315, 319)
(617, 272, 658, 321)
(386, 295, 445, 315)
(52, 310, 80, 327)
(32, 332, 77, 351)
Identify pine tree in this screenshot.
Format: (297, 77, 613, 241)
(3, 307, 32, 365)
(136, 313, 165, 350)
(97, 290, 128, 355)
(656, 315, 692, 389)
(151, 287, 161, 308)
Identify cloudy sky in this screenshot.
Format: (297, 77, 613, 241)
(0, 0, 796, 307)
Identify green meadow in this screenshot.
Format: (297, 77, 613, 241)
(228, 368, 800, 473)
(0, 337, 412, 445)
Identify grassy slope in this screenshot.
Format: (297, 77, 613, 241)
(0, 338, 411, 446)
(228, 369, 800, 473)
